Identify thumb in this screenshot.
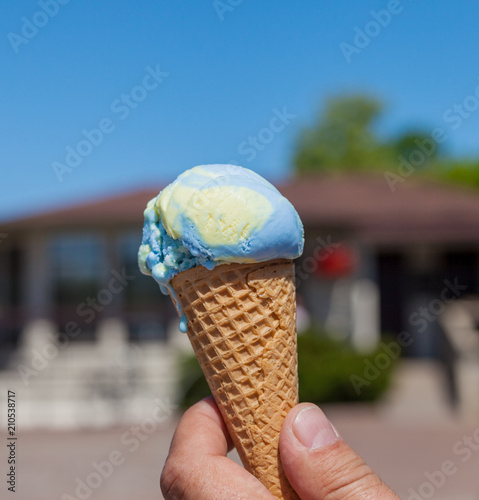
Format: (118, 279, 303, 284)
(279, 404, 399, 500)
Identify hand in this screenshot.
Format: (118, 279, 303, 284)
(160, 396, 399, 499)
(279, 403, 399, 499)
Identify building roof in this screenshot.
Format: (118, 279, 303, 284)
(3, 174, 479, 245)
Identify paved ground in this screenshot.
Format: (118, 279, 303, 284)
(1, 360, 478, 499)
(1, 403, 478, 500)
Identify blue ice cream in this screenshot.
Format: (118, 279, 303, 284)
(138, 164, 304, 330)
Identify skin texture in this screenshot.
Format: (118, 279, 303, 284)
(160, 397, 274, 500)
(160, 398, 400, 500)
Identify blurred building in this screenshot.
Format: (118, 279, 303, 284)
(1, 174, 479, 426)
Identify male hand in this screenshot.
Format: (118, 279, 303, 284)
(160, 396, 399, 499)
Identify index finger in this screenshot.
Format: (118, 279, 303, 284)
(161, 396, 275, 500)
(169, 396, 234, 457)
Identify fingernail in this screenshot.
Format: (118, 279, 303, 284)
(292, 406, 339, 450)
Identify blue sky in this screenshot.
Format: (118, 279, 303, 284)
(2, 0, 479, 220)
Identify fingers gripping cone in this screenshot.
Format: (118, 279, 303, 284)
(171, 259, 299, 500)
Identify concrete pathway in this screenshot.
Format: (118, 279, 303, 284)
(2, 402, 478, 500)
(1, 360, 478, 499)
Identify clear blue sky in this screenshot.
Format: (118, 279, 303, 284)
(2, 0, 479, 220)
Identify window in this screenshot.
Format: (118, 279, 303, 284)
(50, 234, 104, 340)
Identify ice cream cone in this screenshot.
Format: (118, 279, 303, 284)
(170, 259, 299, 500)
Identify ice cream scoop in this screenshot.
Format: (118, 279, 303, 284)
(138, 164, 304, 330)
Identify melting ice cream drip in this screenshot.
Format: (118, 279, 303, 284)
(138, 164, 304, 333)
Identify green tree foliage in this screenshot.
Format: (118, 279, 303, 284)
(294, 94, 438, 175)
(295, 95, 384, 173)
(431, 161, 479, 189)
(294, 93, 479, 191)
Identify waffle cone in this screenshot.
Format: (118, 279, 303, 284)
(170, 259, 299, 499)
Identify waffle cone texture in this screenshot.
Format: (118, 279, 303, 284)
(171, 259, 299, 500)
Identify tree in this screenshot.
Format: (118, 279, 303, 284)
(293, 94, 437, 175)
(293, 92, 479, 191)
(294, 95, 386, 174)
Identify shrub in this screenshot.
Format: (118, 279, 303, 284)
(297, 329, 395, 403)
(177, 327, 397, 409)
